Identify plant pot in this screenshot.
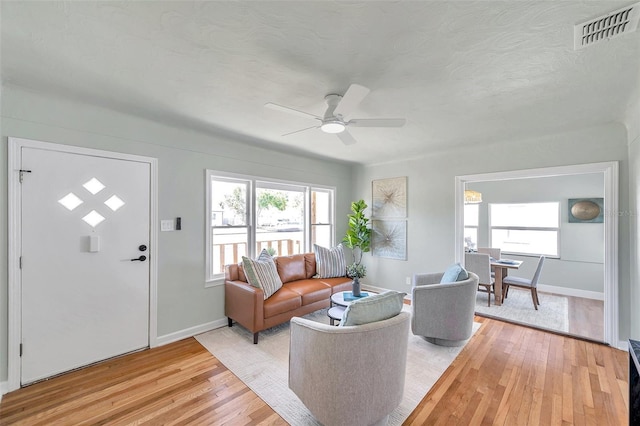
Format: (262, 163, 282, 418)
(352, 277, 361, 297)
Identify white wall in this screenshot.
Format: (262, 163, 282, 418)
(0, 85, 354, 382)
(468, 174, 604, 294)
(355, 123, 631, 340)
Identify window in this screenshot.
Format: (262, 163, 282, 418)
(489, 202, 559, 257)
(464, 203, 479, 251)
(206, 171, 335, 283)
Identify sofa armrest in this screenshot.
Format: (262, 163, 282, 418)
(224, 280, 264, 333)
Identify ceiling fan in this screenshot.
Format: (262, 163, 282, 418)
(264, 84, 406, 145)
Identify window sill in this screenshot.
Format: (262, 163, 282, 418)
(205, 277, 225, 288)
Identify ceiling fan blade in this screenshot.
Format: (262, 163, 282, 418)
(333, 84, 370, 118)
(264, 102, 322, 121)
(281, 125, 319, 137)
(348, 118, 407, 128)
(337, 130, 358, 145)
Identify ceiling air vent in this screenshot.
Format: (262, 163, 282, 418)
(574, 2, 640, 49)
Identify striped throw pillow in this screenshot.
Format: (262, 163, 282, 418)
(313, 244, 347, 278)
(242, 249, 283, 300)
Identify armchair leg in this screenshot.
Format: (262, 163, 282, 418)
(253, 332, 259, 344)
(228, 317, 233, 327)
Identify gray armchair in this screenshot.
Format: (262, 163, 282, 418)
(411, 271, 479, 346)
(289, 311, 411, 426)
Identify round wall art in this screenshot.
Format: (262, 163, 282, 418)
(568, 198, 604, 223)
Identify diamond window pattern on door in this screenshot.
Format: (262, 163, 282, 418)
(58, 193, 83, 211)
(83, 178, 105, 195)
(58, 177, 126, 228)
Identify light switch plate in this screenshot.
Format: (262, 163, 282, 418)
(161, 219, 175, 231)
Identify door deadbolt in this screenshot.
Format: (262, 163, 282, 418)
(138, 244, 147, 252)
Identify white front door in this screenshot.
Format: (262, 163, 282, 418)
(20, 146, 151, 385)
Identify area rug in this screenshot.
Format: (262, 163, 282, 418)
(196, 307, 481, 425)
(475, 289, 569, 332)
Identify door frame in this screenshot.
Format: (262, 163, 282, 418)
(7, 137, 159, 392)
(455, 161, 619, 347)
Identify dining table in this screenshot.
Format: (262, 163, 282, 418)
(490, 258, 523, 306)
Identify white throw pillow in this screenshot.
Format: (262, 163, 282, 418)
(313, 244, 347, 278)
(242, 249, 283, 300)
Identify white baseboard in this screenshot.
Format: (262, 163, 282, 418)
(1, 380, 8, 397)
(362, 284, 391, 294)
(155, 318, 228, 347)
(537, 284, 604, 301)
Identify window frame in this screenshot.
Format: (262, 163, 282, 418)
(205, 170, 336, 285)
(488, 202, 560, 258)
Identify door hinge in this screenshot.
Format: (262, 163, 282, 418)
(19, 169, 32, 183)
(19, 256, 22, 269)
(20, 343, 23, 357)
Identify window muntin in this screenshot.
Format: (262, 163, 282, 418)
(489, 202, 559, 256)
(206, 171, 335, 284)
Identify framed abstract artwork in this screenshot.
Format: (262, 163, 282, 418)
(372, 176, 407, 218)
(372, 220, 407, 260)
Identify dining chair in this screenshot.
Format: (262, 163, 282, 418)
(502, 256, 545, 310)
(477, 248, 501, 279)
(464, 252, 495, 306)
(477, 247, 501, 261)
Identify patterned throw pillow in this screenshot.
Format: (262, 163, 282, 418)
(242, 249, 283, 300)
(313, 244, 347, 278)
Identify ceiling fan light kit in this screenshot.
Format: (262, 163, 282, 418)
(265, 83, 407, 145)
(320, 120, 346, 134)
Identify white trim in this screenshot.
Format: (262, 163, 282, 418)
(155, 319, 228, 347)
(361, 284, 393, 294)
(537, 284, 604, 301)
(0, 381, 7, 397)
(455, 161, 619, 346)
(7, 137, 159, 392)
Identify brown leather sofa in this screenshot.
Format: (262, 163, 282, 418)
(225, 252, 352, 343)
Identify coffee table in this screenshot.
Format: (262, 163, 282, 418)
(327, 290, 374, 325)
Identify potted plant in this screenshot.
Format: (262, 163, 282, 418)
(343, 199, 371, 297)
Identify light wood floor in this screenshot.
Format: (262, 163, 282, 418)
(0, 316, 627, 425)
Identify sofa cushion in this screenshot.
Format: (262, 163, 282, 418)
(275, 254, 307, 283)
(263, 287, 302, 318)
(440, 263, 469, 284)
(317, 277, 352, 293)
(340, 291, 406, 326)
(313, 244, 347, 278)
(285, 279, 332, 305)
(242, 250, 283, 299)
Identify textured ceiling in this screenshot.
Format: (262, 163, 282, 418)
(2, 1, 639, 165)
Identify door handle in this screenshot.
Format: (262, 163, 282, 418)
(131, 255, 147, 262)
